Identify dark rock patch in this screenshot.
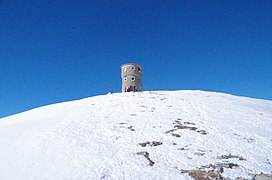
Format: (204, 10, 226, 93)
(184, 122, 196, 125)
(166, 120, 207, 135)
(137, 151, 155, 166)
(217, 154, 246, 161)
(139, 141, 163, 147)
(194, 152, 205, 156)
(171, 133, 181, 137)
(165, 129, 177, 134)
(188, 170, 222, 179)
(127, 126, 135, 131)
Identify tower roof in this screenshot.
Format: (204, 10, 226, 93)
(121, 63, 142, 67)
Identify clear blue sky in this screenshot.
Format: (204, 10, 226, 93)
(1, 0, 272, 118)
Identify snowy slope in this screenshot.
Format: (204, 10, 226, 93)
(0, 90, 271, 180)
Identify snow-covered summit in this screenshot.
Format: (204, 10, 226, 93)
(0, 90, 271, 179)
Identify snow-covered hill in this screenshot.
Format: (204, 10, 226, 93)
(0, 90, 271, 180)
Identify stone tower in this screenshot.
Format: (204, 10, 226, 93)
(121, 63, 142, 92)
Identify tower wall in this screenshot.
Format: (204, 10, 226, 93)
(121, 63, 142, 92)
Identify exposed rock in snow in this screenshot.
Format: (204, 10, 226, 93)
(0, 90, 271, 179)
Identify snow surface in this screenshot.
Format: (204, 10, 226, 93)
(0, 90, 271, 179)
